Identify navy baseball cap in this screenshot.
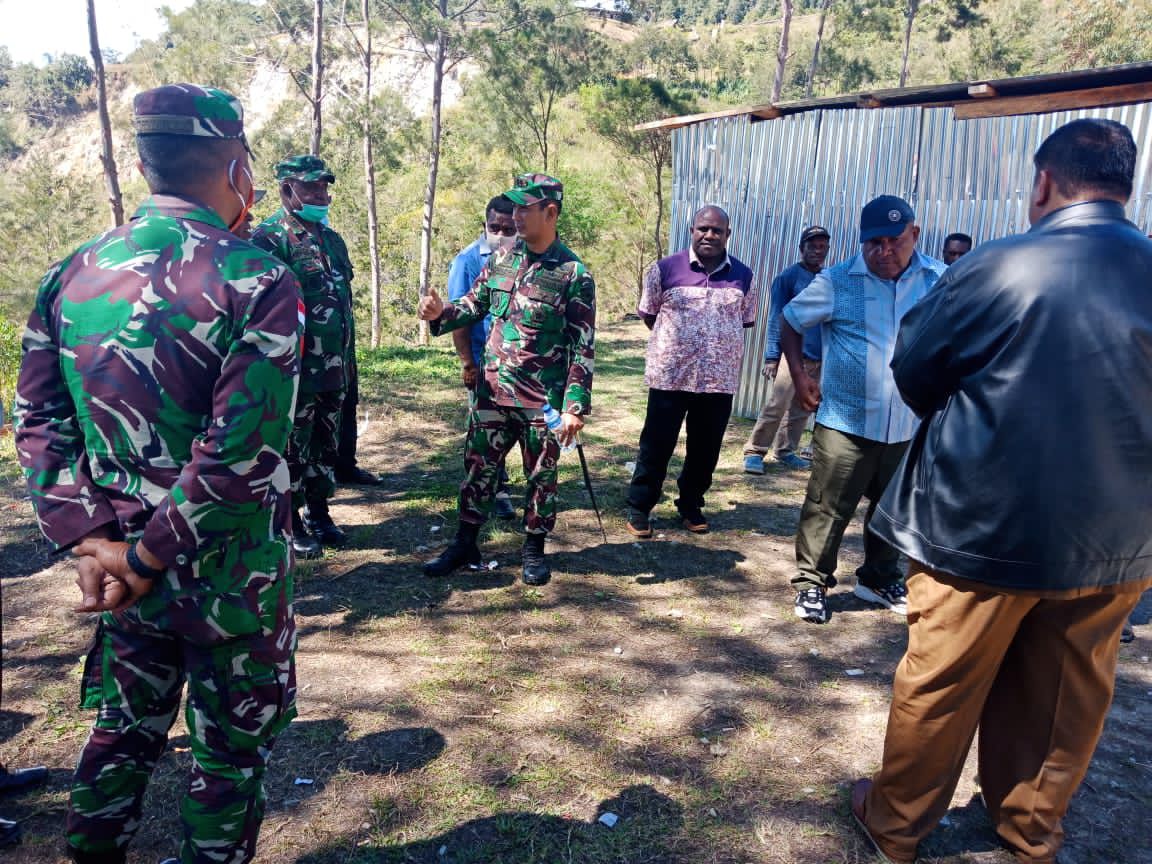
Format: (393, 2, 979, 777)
(860, 195, 915, 242)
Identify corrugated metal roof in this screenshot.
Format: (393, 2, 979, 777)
(638, 62, 1152, 131)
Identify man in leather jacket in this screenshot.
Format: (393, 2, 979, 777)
(851, 119, 1152, 864)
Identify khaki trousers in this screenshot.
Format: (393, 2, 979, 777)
(743, 358, 820, 459)
(862, 562, 1152, 863)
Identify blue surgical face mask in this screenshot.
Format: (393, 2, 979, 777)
(294, 202, 330, 223)
(287, 185, 330, 223)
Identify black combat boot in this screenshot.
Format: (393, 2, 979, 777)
(303, 498, 348, 548)
(521, 532, 551, 586)
(291, 509, 322, 559)
(423, 522, 481, 577)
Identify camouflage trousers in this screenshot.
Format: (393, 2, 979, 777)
(67, 609, 296, 864)
(288, 388, 344, 509)
(460, 405, 560, 533)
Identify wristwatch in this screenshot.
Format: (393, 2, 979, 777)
(126, 542, 166, 580)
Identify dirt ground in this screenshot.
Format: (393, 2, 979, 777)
(1, 319, 1149, 864)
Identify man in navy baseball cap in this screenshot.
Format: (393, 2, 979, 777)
(859, 194, 916, 242)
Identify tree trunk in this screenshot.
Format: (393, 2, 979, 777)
(361, 0, 383, 348)
(771, 0, 793, 103)
(900, 0, 919, 88)
(653, 148, 665, 261)
(87, 0, 123, 227)
(310, 0, 324, 154)
(806, 0, 831, 98)
(417, 20, 447, 344)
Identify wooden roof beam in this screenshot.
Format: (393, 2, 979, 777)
(954, 81, 1152, 119)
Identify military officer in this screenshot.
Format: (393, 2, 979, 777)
(252, 155, 355, 557)
(14, 83, 300, 864)
(418, 173, 596, 586)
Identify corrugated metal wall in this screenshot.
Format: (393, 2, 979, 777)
(669, 103, 1152, 418)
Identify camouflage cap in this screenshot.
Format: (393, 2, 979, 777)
(133, 83, 247, 142)
(274, 154, 336, 184)
(504, 172, 563, 206)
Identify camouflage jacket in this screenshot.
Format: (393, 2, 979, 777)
(14, 195, 303, 644)
(252, 207, 354, 394)
(433, 238, 596, 414)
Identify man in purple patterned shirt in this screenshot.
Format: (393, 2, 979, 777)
(625, 205, 758, 536)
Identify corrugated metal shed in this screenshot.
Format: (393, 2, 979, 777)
(663, 68, 1152, 418)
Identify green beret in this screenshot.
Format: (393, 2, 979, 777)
(133, 83, 246, 141)
(274, 154, 336, 184)
(504, 172, 563, 206)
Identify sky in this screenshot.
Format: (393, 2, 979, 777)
(0, 0, 194, 65)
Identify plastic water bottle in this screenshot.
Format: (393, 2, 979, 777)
(541, 404, 576, 452)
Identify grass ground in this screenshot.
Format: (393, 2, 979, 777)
(1, 319, 1150, 864)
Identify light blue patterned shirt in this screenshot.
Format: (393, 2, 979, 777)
(782, 249, 947, 443)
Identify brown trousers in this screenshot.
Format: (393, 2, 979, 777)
(862, 562, 1151, 863)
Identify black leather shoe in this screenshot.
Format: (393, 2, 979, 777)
(521, 533, 551, 586)
(0, 766, 47, 796)
(291, 510, 322, 559)
(336, 467, 383, 486)
(424, 524, 481, 577)
(303, 510, 348, 548)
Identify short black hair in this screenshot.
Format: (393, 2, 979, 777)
(486, 195, 514, 217)
(943, 232, 972, 248)
(137, 134, 235, 193)
(692, 204, 730, 226)
(1034, 119, 1136, 201)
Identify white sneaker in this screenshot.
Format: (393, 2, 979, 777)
(854, 582, 908, 615)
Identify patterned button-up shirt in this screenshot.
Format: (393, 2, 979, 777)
(433, 238, 596, 414)
(638, 247, 758, 394)
(783, 249, 946, 443)
(252, 207, 354, 395)
(14, 194, 302, 644)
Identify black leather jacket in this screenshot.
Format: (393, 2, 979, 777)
(870, 200, 1152, 591)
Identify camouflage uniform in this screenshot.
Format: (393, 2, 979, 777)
(13, 85, 300, 864)
(251, 156, 354, 511)
(432, 176, 596, 534)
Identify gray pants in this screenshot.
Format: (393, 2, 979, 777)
(792, 424, 909, 591)
(744, 359, 820, 459)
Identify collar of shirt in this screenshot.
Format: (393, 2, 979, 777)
(132, 194, 227, 230)
(478, 233, 495, 256)
(688, 245, 732, 277)
(523, 238, 565, 264)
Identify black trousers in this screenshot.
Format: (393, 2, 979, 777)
(626, 388, 734, 514)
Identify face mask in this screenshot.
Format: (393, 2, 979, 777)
(486, 229, 516, 251)
(294, 202, 330, 223)
(227, 159, 255, 234)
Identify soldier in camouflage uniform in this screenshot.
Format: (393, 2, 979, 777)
(13, 84, 300, 864)
(251, 155, 354, 558)
(418, 173, 596, 586)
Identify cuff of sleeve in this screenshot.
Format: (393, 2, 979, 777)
(47, 515, 120, 555)
(140, 508, 199, 571)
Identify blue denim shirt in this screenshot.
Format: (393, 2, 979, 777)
(447, 235, 495, 366)
(764, 262, 822, 362)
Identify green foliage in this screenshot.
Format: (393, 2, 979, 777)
(472, 4, 609, 171)
(0, 317, 21, 425)
(0, 54, 94, 125)
(128, 0, 269, 92)
(0, 157, 103, 323)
